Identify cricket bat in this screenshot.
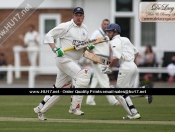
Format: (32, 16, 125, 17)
(63, 36, 109, 52)
(83, 50, 111, 65)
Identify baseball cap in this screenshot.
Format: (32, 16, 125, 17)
(73, 7, 84, 14)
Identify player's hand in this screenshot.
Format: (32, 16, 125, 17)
(93, 61, 98, 64)
(53, 47, 64, 57)
(87, 44, 95, 50)
(104, 36, 110, 41)
(101, 65, 112, 74)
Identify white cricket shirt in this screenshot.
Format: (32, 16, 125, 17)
(90, 27, 109, 58)
(110, 35, 139, 64)
(24, 31, 39, 47)
(44, 19, 88, 60)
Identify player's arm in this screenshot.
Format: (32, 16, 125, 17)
(109, 38, 122, 68)
(44, 23, 67, 57)
(133, 44, 139, 65)
(109, 58, 119, 67)
(109, 43, 112, 61)
(134, 53, 139, 65)
(102, 39, 121, 74)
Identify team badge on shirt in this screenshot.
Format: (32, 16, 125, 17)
(82, 32, 86, 37)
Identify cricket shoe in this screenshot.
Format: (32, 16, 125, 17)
(141, 85, 153, 104)
(34, 107, 47, 121)
(86, 101, 96, 105)
(68, 108, 84, 116)
(123, 113, 141, 120)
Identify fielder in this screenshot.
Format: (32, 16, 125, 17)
(86, 19, 120, 106)
(102, 23, 153, 119)
(19, 24, 39, 67)
(33, 7, 95, 120)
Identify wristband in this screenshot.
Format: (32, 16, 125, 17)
(52, 47, 57, 53)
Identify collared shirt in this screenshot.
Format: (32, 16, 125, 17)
(90, 27, 109, 57)
(44, 19, 88, 60)
(110, 35, 139, 64)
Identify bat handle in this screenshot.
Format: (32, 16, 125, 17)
(63, 46, 75, 52)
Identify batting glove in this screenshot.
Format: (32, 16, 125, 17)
(52, 47, 64, 57)
(87, 44, 95, 51)
(101, 65, 112, 74)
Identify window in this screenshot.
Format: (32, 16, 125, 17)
(141, 0, 156, 46)
(116, 0, 133, 12)
(141, 22, 156, 46)
(115, 17, 134, 42)
(44, 19, 56, 33)
(44, 19, 56, 43)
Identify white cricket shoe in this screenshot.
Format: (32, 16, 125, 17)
(123, 113, 141, 120)
(68, 108, 84, 116)
(34, 107, 47, 121)
(34, 107, 40, 113)
(86, 101, 96, 105)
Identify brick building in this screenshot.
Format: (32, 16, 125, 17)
(0, 9, 72, 66)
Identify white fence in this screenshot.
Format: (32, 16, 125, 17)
(0, 65, 173, 88)
(0, 65, 57, 88)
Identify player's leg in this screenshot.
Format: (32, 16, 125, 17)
(129, 66, 153, 104)
(116, 95, 141, 119)
(94, 63, 119, 105)
(86, 72, 98, 105)
(34, 78, 72, 120)
(33, 82, 72, 112)
(116, 66, 141, 119)
(31, 49, 38, 67)
(57, 58, 91, 115)
(69, 68, 91, 115)
(27, 51, 32, 66)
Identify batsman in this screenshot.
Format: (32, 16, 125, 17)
(33, 7, 105, 120)
(101, 23, 153, 119)
(34, 7, 108, 120)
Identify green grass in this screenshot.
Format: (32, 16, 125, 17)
(0, 95, 175, 132)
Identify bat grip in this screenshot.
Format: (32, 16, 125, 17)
(63, 46, 75, 52)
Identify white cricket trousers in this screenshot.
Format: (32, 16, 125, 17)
(86, 63, 118, 105)
(117, 61, 138, 88)
(54, 56, 81, 87)
(27, 48, 38, 67)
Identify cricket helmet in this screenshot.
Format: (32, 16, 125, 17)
(105, 23, 121, 34)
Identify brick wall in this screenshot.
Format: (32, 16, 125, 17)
(0, 9, 72, 66)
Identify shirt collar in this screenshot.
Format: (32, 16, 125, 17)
(99, 27, 105, 35)
(71, 19, 83, 27)
(112, 34, 120, 40)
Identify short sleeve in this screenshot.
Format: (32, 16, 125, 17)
(111, 38, 122, 59)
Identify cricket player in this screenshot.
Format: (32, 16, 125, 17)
(86, 19, 120, 106)
(102, 23, 152, 119)
(19, 25, 39, 67)
(33, 7, 95, 120)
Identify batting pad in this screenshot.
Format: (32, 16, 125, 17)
(75, 69, 91, 88)
(40, 95, 62, 113)
(115, 95, 132, 115)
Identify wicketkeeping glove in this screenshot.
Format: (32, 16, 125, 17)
(52, 47, 64, 57)
(101, 65, 112, 74)
(87, 44, 95, 50)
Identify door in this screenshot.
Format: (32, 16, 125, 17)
(39, 13, 61, 74)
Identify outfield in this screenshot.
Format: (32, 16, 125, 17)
(0, 95, 175, 132)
